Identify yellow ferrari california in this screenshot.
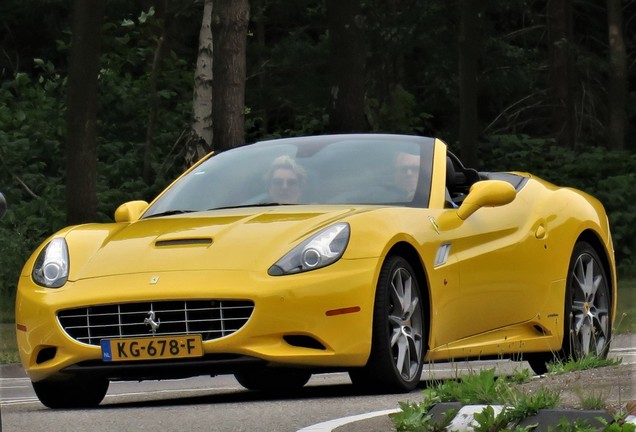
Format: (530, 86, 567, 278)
(16, 134, 616, 408)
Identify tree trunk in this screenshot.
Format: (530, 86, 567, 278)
(144, 0, 170, 183)
(65, 0, 104, 225)
(607, 0, 626, 151)
(212, 0, 250, 152)
(547, 0, 577, 148)
(186, 0, 214, 166)
(458, 0, 480, 168)
(253, 0, 269, 137)
(326, 0, 367, 133)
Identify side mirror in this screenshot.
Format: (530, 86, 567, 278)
(0, 192, 6, 219)
(114, 200, 149, 223)
(456, 180, 516, 220)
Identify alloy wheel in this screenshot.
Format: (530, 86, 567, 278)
(388, 266, 424, 382)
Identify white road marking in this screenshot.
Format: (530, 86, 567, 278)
(296, 408, 400, 432)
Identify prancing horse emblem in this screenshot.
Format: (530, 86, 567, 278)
(144, 310, 160, 335)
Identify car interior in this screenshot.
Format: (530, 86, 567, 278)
(445, 153, 480, 208)
(445, 153, 529, 208)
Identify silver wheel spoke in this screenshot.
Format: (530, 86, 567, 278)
(396, 335, 409, 375)
(388, 265, 423, 381)
(569, 251, 610, 359)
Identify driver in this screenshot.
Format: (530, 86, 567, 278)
(266, 155, 307, 204)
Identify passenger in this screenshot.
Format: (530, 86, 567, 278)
(393, 151, 420, 201)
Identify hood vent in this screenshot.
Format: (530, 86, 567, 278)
(155, 238, 213, 247)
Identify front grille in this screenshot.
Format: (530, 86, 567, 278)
(58, 300, 254, 346)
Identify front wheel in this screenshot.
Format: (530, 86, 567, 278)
(528, 241, 612, 374)
(32, 375, 109, 408)
(349, 255, 426, 392)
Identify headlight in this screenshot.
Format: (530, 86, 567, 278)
(32, 238, 69, 288)
(268, 223, 350, 276)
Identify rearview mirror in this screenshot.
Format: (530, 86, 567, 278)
(456, 180, 516, 220)
(0, 192, 6, 219)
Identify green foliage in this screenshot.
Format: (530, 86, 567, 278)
(546, 356, 621, 375)
(504, 388, 561, 423)
(395, 368, 559, 432)
(392, 400, 457, 432)
(504, 367, 533, 385)
(428, 369, 511, 405)
(598, 414, 636, 432)
(472, 405, 516, 432)
(0, 66, 67, 300)
(553, 417, 599, 432)
(550, 416, 636, 432)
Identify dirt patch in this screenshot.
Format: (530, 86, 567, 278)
(515, 363, 636, 413)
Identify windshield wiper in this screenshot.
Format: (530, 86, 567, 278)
(209, 202, 293, 211)
(143, 209, 196, 219)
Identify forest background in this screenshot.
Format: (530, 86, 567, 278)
(0, 0, 635, 309)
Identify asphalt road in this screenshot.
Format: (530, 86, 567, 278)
(1, 334, 633, 432)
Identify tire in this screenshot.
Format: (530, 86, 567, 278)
(234, 368, 311, 392)
(349, 255, 425, 393)
(32, 376, 109, 408)
(528, 241, 612, 375)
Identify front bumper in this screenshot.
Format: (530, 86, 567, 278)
(16, 258, 379, 382)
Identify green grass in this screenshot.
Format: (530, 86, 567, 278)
(615, 278, 636, 334)
(0, 297, 18, 363)
(546, 355, 621, 374)
(575, 388, 610, 410)
(0, 322, 19, 363)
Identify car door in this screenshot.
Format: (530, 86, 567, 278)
(430, 183, 553, 347)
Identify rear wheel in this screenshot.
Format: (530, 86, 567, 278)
(32, 375, 109, 408)
(528, 241, 611, 374)
(234, 368, 311, 392)
(349, 255, 425, 392)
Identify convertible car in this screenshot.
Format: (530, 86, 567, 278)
(16, 134, 616, 408)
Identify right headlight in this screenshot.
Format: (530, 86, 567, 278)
(268, 223, 350, 276)
(32, 238, 69, 288)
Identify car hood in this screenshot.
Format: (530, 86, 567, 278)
(65, 206, 377, 280)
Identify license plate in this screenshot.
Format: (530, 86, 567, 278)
(101, 335, 203, 362)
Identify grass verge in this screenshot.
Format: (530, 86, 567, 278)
(393, 359, 633, 432)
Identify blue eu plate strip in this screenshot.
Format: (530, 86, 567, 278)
(101, 339, 113, 362)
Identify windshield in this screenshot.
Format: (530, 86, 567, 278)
(143, 134, 435, 218)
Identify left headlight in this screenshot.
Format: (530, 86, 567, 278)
(32, 238, 69, 288)
(268, 223, 350, 276)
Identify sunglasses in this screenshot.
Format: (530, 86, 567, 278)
(397, 165, 419, 174)
(271, 178, 300, 188)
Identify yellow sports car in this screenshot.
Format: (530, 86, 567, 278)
(16, 134, 616, 408)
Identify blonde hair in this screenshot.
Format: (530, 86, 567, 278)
(265, 155, 307, 185)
